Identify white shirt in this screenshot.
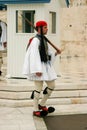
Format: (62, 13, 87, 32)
(23, 37, 57, 81)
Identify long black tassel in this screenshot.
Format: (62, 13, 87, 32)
(39, 26, 48, 63)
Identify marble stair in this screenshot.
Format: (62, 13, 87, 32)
(0, 78, 87, 107)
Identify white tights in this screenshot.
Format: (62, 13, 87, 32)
(33, 80, 55, 111)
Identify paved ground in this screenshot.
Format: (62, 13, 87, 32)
(0, 104, 87, 130)
(44, 113, 87, 130)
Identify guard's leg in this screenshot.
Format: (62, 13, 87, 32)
(31, 81, 43, 111)
(31, 81, 48, 117)
(39, 80, 55, 113)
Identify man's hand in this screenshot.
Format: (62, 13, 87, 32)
(36, 72, 42, 77)
(55, 49, 61, 56)
(3, 42, 7, 48)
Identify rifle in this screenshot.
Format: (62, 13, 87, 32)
(21, 14, 62, 53)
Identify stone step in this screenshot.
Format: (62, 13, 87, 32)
(0, 78, 87, 107)
(0, 81, 87, 91)
(0, 89, 87, 100)
(0, 97, 87, 107)
(0, 81, 87, 99)
(0, 88, 87, 106)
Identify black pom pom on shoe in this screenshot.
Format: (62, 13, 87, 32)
(48, 107, 55, 113)
(40, 110, 48, 117)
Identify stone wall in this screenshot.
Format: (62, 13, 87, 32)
(69, 0, 87, 7)
(60, 6, 87, 57)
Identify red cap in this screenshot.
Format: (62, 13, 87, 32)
(36, 21, 47, 27)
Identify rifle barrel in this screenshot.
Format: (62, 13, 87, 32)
(21, 14, 60, 52)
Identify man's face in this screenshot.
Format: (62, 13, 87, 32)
(42, 26, 48, 35)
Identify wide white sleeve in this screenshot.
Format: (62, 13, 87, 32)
(30, 38, 42, 74)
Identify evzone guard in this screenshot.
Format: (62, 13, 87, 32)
(23, 20, 61, 117)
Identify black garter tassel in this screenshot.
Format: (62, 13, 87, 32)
(43, 87, 48, 94)
(31, 91, 34, 99)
